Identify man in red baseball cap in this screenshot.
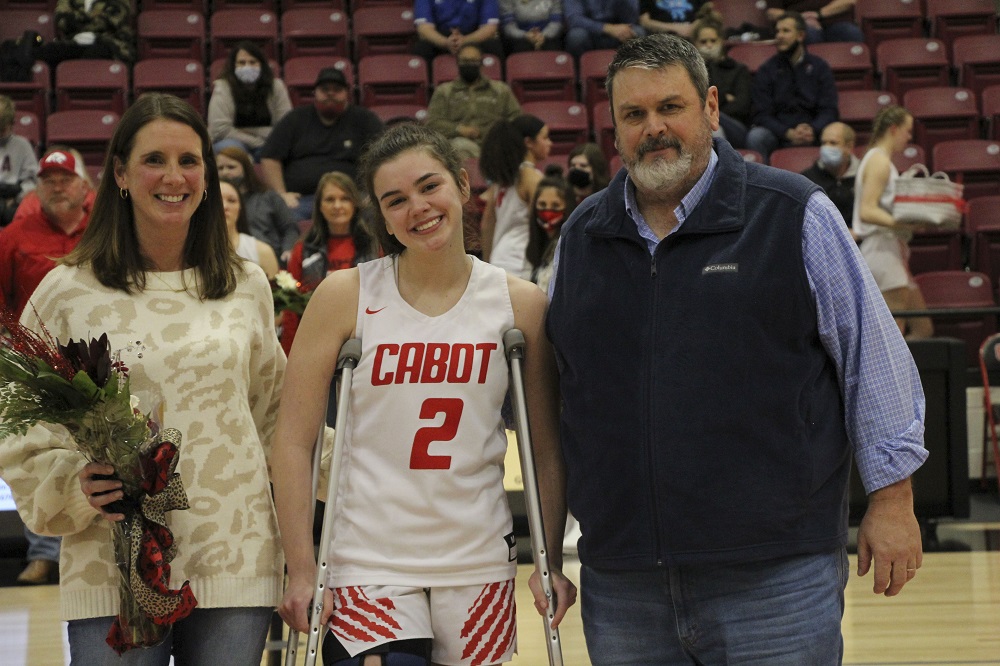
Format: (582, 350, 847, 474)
(0, 147, 94, 585)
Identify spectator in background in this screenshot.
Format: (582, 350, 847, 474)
(766, 0, 864, 44)
(693, 17, 751, 149)
(0, 147, 93, 587)
(216, 146, 299, 264)
(480, 115, 551, 279)
(499, 0, 565, 53)
(566, 143, 611, 204)
(564, 0, 646, 59)
(746, 11, 838, 163)
(802, 121, 859, 225)
(639, 0, 714, 39)
(280, 171, 377, 355)
(526, 174, 575, 293)
(260, 67, 384, 223)
(208, 41, 292, 160)
(38, 0, 135, 66)
(413, 0, 504, 61)
(852, 105, 933, 339)
(220, 178, 279, 279)
(425, 44, 522, 160)
(0, 95, 37, 227)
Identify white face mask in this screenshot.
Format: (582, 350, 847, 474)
(698, 44, 723, 62)
(819, 145, 844, 170)
(234, 65, 261, 85)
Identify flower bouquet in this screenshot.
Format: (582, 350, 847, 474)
(0, 309, 197, 654)
(271, 269, 313, 316)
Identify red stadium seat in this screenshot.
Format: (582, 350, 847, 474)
(876, 38, 951, 100)
(136, 10, 206, 62)
(0, 9, 55, 42)
(983, 85, 1000, 141)
(712, 0, 770, 35)
(281, 0, 344, 8)
(45, 110, 119, 168)
(914, 270, 998, 367)
(893, 144, 928, 173)
(212, 0, 275, 10)
(769, 146, 820, 174)
(908, 228, 965, 276)
(726, 42, 775, 75)
(520, 101, 590, 157)
(0, 0, 55, 9)
(431, 52, 501, 88)
(282, 8, 350, 60)
(808, 42, 875, 91)
(925, 0, 997, 54)
(139, 0, 205, 11)
(352, 0, 410, 7)
(369, 104, 428, 125)
(579, 49, 615, 110)
(591, 103, 617, 163)
(283, 56, 354, 107)
(738, 149, 765, 164)
(12, 110, 40, 150)
(0, 61, 50, 134)
(904, 86, 980, 157)
(357, 54, 428, 107)
(933, 139, 1000, 200)
(133, 59, 206, 115)
(952, 34, 1000, 101)
(966, 195, 1000, 290)
(352, 5, 417, 59)
(505, 51, 577, 103)
(209, 9, 279, 63)
(855, 0, 925, 53)
(55, 60, 129, 114)
(838, 90, 897, 145)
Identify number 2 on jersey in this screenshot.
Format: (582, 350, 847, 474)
(409, 398, 464, 469)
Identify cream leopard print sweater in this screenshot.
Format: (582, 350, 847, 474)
(0, 263, 286, 620)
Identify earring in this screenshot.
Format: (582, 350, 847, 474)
(119, 188, 129, 200)
(203, 190, 208, 202)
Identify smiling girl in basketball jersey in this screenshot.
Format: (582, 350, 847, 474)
(271, 123, 576, 666)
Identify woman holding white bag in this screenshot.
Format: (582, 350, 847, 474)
(852, 105, 933, 339)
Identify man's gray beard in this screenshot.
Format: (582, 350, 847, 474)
(627, 151, 694, 192)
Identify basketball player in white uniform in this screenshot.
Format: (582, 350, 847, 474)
(272, 124, 576, 666)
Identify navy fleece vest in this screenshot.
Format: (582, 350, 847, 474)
(547, 140, 851, 568)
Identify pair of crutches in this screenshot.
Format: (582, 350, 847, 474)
(284, 330, 563, 666)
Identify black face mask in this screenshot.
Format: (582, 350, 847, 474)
(458, 64, 480, 84)
(567, 168, 592, 188)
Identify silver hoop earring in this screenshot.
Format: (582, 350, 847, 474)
(203, 190, 208, 202)
(119, 188, 129, 200)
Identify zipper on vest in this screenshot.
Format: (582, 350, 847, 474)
(646, 249, 665, 564)
(650, 254, 657, 278)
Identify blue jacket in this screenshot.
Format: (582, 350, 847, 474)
(547, 140, 852, 568)
(751, 50, 839, 138)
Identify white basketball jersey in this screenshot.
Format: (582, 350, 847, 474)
(327, 255, 517, 588)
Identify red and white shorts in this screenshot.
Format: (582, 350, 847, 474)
(328, 579, 517, 665)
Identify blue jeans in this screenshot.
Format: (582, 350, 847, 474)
(580, 549, 849, 665)
(745, 126, 781, 163)
(67, 607, 273, 665)
(24, 526, 60, 561)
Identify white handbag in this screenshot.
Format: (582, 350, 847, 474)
(892, 163, 966, 229)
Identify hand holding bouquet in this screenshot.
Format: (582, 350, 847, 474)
(271, 269, 312, 315)
(0, 309, 197, 654)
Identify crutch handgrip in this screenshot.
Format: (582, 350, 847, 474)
(286, 338, 363, 666)
(503, 328, 563, 666)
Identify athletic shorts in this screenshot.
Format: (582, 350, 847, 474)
(327, 580, 517, 665)
(859, 232, 915, 293)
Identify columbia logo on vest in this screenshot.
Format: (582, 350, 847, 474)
(702, 263, 738, 274)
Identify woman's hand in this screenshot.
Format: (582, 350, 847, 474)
(528, 568, 578, 629)
(78, 462, 126, 522)
(278, 574, 334, 634)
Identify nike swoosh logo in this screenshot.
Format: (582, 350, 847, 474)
(365, 306, 386, 314)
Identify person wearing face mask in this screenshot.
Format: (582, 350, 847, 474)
(207, 41, 292, 160)
(260, 67, 384, 223)
(693, 19, 752, 150)
(426, 44, 522, 160)
(526, 175, 575, 293)
(801, 121, 859, 226)
(566, 142, 610, 204)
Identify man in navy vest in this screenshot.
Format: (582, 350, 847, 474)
(546, 33, 927, 664)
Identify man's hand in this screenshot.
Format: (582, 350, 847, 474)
(857, 479, 923, 596)
(528, 568, 578, 628)
(457, 124, 481, 140)
(281, 192, 301, 209)
(604, 23, 637, 42)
